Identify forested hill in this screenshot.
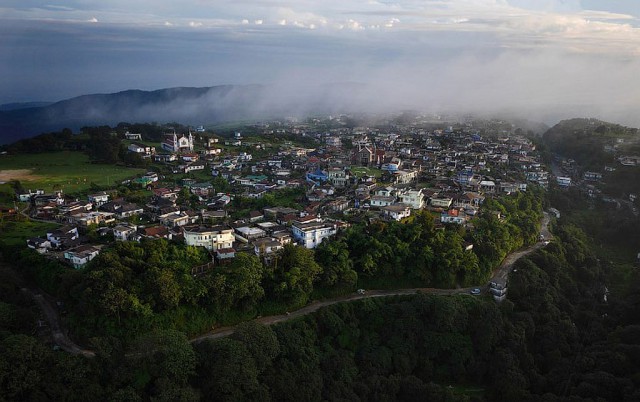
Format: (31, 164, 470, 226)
(3, 220, 637, 400)
(0, 86, 256, 144)
(542, 118, 640, 169)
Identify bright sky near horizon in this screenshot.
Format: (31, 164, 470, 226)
(2, 0, 640, 124)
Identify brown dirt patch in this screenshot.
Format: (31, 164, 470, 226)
(0, 169, 42, 182)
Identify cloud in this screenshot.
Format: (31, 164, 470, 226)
(2, 1, 640, 127)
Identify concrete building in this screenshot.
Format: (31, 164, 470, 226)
(291, 221, 337, 248)
(399, 189, 425, 209)
(183, 225, 234, 251)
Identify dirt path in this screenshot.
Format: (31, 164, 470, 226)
(21, 288, 95, 357)
(0, 169, 42, 182)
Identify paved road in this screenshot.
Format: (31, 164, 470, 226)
(190, 288, 466, 343)
(191, 212, 554, 343)
(493, 212, 552, 281)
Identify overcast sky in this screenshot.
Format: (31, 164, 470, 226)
(2, 0, 640, 124)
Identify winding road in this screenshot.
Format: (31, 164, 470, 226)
(24, 212, 553, 352)
(190, 212, 553, 343)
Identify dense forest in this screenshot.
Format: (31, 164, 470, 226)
(542, 118, 639, 169)
(2, 215, 639, 400)
(542, 118, 640, 199)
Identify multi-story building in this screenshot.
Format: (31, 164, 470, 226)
(291, 221, 337, 249)
(64, 245, 100, 269)
(88, 192, 110, 207)
(392, 170, 418, 185)
(399, 189, 425, 209)
(183, 225, 234, 251)
(327, 168, 350, 188)
(370, 195, 396, 208)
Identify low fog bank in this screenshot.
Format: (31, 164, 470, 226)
(147, 48, 640, 130)
(2, 49, 639, 143)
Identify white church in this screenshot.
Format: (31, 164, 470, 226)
(161, 131, 194, 153)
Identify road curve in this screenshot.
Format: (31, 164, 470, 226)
(191, 212, 553, 343)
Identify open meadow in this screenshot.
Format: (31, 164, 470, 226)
(0, 151, 145, 195)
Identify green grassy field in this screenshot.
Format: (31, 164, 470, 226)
(0, 151, 145, 195)
(0, 219, 59, 247)
(350, 166, 382, 178)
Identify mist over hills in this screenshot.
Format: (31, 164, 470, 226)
(2, 83, 637, 146)
(0, 84, 376, 145)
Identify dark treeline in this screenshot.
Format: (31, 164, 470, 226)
(0, 122, 190, 166)
(188, 220, 640, 402)
(543, 118, 638, 170)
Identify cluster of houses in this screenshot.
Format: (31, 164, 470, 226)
(21, 117, 548, 270)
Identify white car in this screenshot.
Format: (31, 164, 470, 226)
(470, 288, 481, 295)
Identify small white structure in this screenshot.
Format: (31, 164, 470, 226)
(556, 176, 572, 187)
(381, 204, 411, 221)
(113, 224, 138, 242)
(64, 245, 100, 269)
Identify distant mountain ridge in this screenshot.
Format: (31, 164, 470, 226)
(0, 84, 370, 145)
(0, 102, 54, 112)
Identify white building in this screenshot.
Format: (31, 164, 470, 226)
(88, 192, 110, 207)
(381, 204, 411, 221)
(556, 176, 572, 187)
(113, 224, 138, 241)
(440, 209, 467, 225)
(392, 170, 418, 185)
(253, 238, 284, 259)
(370, 195, 396, 208)
(64, 245, 100, 269)
(325, 136, 341, 147)
(327, 168, 350, 188)
(124, 132, 142, 140)
(128, 143, 155, 156)
(183, 225, 235, 251)
(161, 132, 194, 153)
(399, 189, 425, 209)
(291, 221, 337, 249)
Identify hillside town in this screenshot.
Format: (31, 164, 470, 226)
(21, 116, 549, 271)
